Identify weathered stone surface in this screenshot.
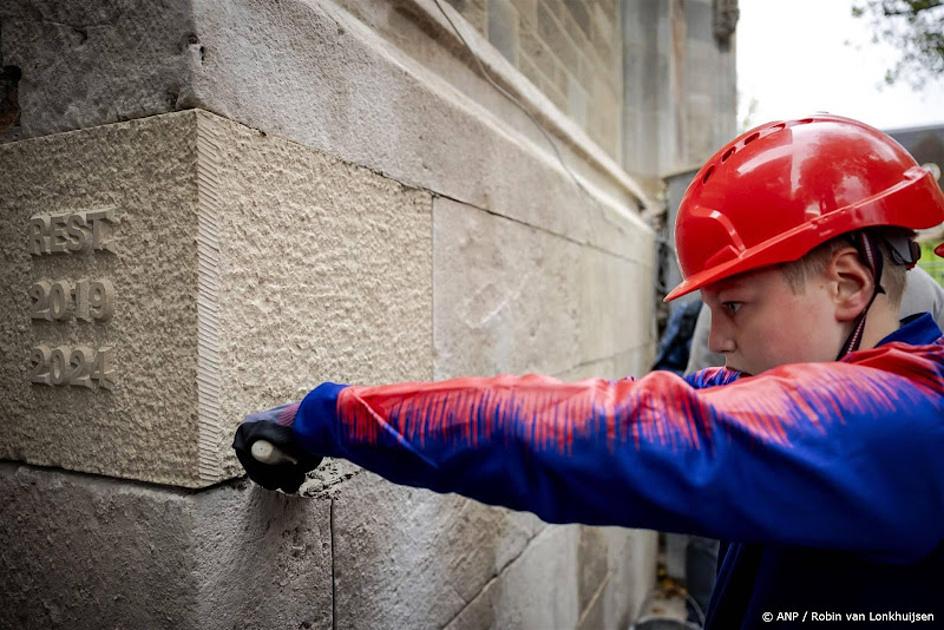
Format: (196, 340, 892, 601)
(0, 110, 433, 487)
(1, 0, 656, 242)
(577, 244, 654, 368)
(576, 526, 661, 630)
(599, 526, 659, 629)
(0, 0, 195, 142)
(578, 525, 610, 613)
(433, 196, 653, 379)
(331, 470, 544, 630)
(0, 462, 333, 630)
(434, 523, 654, 630)
(443, 525, 582, 629)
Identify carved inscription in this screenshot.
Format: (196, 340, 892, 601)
(29, 209, 118, 256)
(30, 279, 114, 322)
(30, 345, 115, 390)
(29, 209, 119, 390)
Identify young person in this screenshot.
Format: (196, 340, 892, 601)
(234, 115, 944, 628)
(686, 265, 944, 375)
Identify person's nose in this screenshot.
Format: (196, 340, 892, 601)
(707, 309, 737, 355)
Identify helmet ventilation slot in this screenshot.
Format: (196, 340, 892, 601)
(702, 165, 715, 184)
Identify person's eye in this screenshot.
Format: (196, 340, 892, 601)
(722, 301, 743, 315)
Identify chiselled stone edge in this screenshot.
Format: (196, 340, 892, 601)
(195, 112, 225, 484)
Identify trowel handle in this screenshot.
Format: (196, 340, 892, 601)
(250, 439, 299, 466)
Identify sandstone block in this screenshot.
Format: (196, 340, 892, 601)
(0, 462, 333, 630)
(331, 470, 544, 629)
(0, 110, 433, 487)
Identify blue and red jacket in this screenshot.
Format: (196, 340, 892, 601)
(293, 314, 944, 628)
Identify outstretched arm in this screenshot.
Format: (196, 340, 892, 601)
(289, 344, 944, 560)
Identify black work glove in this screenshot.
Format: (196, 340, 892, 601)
(232, 402, 323, 493)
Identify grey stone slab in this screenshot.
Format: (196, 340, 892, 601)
(0, 110, 433, 487)
(578, 525, 610, 613)
(0, 462, 333, 630)
(685, 93, 721, 163)
(563, 0, 590, 38)
(577, 588, 607, 630)
(331, 470, 544, 630)
(510, 0, 537, 24)
(684, 0, 713, 43)
(193, 481, 334, 630)
(433, 195, 580, 378)
(0, 0, 195, 142)
(443, 525, 581, 630)
(577, 245, 654, 368)
(665, 531, 688, 580)
(434, 196, 651, 380)
(603, 527, 659, 628)
(538, 2, 578, 73)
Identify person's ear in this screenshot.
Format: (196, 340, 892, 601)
(827, 247, 874, 322)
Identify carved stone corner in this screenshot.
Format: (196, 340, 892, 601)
(712, 0, 740, 51)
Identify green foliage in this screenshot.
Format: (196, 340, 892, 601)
(917, 240, 944, 286)
(851, 0, 944, 89)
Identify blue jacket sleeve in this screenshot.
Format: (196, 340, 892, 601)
(292, 342, 944, 560)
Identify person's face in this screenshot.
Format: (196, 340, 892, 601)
(700, 266, 846, 376)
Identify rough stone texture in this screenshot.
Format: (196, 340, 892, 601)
(0, 110, 433, 487)
(578, 526, 611, 613)
(433, 196, 653, 380)
(331, 470, 545, 629)
(0, 462, 333, 630)
(0, 112, 204, 486)
(1, 461, 656, 630)
(0, 0, 195, 141)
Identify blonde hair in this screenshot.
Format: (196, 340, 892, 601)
(779, 229, 909, 305)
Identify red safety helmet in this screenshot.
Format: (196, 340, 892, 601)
(665, 114, 944, 302)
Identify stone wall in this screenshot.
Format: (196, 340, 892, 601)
(443, 0, 624, 163)
(623, 0, 738, 177)
(0, 0, 735, 627)
(426, 0, 738, 181)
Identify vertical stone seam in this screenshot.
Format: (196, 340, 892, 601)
(195, 112, 224, 484)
